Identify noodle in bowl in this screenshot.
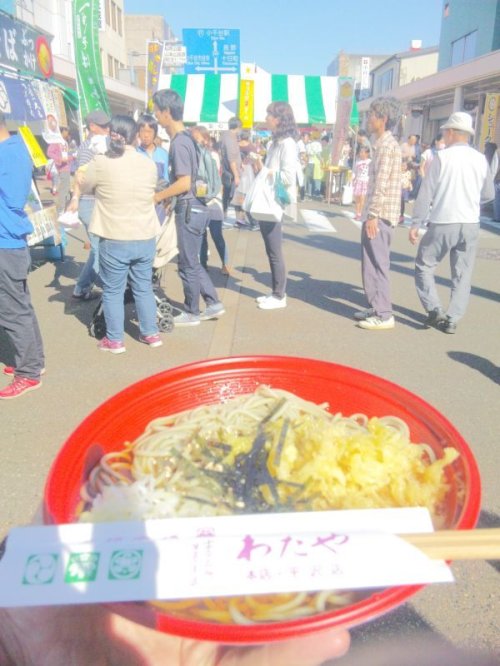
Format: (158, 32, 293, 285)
(44, 356, 481, 643)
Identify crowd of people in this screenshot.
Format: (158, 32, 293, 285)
(0, 96, 498, 661)
(0, 94, 495, 398)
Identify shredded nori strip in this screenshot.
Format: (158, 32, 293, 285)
(209, 442, 233, 453)
(169, 399, 307, 515)
(259, 397, 287, 425)
(273, 418, 290, 468)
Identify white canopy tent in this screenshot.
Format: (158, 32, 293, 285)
(157, 73, 339, 126)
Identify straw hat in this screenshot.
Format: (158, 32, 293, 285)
(440, 111, 475, 135)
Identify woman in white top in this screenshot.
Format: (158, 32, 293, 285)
(252, 101, 298, 310)
(484, 141, 499, 184)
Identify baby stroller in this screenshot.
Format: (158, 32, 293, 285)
(89, 206, 178, 339)
(89, 272, 174, 339)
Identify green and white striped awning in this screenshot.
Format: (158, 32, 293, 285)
(157, 73, 339, 126)
(158, 73, 239, 124)
(253, 74, 338, 125)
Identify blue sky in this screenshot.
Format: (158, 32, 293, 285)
(124, 0, 444, 75)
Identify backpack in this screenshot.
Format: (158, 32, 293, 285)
(188, 135, 222, 203)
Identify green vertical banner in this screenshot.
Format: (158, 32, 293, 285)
(73, 0, 110, 119)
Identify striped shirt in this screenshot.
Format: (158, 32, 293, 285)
(364, 131, 402, 227)
(76, 136, 97, 201)
(76, 136, 95, 170)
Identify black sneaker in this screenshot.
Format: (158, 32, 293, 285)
(72, 290, 99, 301)
(424, 307, 446, 328)
(438, 317, 457, 334)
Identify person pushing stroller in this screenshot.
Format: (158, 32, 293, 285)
(76, 115, 163, 354)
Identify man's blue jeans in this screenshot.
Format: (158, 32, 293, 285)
(175, 201, 219, 315)
(74, 198, 100, 295)
(200, 220, 228, 268)
(99, 238, 158, 342)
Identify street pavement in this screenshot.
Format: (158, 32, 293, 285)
(1, 196, 499, 662)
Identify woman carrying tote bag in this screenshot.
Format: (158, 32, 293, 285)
(251, 101, 298, 310)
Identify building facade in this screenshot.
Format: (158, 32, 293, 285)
(101, 0, 127, 81)
(11, 0, 143, 119)
(123, 14, 175, 90)
(438, 0, 500, 69)
(370, 46, 439, 97)
(358, 1, 500, 147)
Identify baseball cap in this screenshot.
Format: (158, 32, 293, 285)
(86, 110, 111, 127)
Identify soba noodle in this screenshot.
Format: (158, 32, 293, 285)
(78, 385, 459, 624)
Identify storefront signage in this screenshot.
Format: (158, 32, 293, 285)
(73, 0, 110, 119)
(146, 40, 162, 111)
(0, 73, 45, 121)
(27, 206, 59, 247)
(359, 57, 371, 99)
(0, 13, 53, 78)
(162, 43, 187, 68)
(331, 77, 354, 167)
(239, 78, 254, 129)
(32, 79, 68, 143)
(479, 93, 500, 151)
(25, 182, 59, 246)
(18, 125, 48, 168)
(98, 0, 106, 31)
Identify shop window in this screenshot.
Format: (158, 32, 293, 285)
(450, 31, 477, 66)
(117, 7, 123, 36)
(376, 69, 394, 94)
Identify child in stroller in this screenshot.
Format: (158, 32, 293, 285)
(89, 199, 178, 339)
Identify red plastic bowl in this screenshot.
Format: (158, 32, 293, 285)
(43, 356, 481, 643)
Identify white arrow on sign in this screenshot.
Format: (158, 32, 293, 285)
(194, 66, 238, 73)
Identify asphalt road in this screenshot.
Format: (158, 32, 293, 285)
(1, 197, 499, 662)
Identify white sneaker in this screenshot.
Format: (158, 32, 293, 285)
(357, 315, 395, 330)
(258, 295, 287, 310)
(353, 308, 376, 321)
(256, 292, 272, 303)
(199, 302, 225, 321)
(174, 312, 201, 327)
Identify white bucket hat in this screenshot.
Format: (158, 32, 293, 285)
(440, 111, 475, 135)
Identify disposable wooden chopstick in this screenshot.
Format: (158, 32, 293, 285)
(401, 528, 500, 561)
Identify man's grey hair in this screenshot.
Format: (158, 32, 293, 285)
(0, 111, 5, 127)
(369, 97, 401, 131)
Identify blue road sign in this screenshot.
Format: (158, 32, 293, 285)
(182, 28, 240, 74)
